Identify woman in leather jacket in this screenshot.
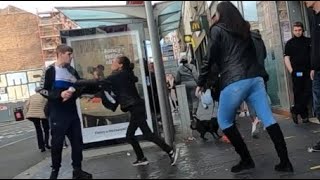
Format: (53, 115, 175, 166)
(105, 56, 178, 166)
(196, 1, 293, 173)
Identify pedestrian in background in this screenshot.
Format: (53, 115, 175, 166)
(24, 88, 50, 152)
(175, 56, 199, 118)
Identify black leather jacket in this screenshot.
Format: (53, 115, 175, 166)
(104, 70, 143, 112)
(197, 23, 268, 90)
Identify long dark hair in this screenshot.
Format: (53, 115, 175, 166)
(116, 56, 134, 71)
(217, 1, 251, 39)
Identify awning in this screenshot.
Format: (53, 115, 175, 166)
(55, 2, 182, 39)
(153, 1, 183, 38)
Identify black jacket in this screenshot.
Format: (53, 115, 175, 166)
(104, 70, 142, 112)
(251, 31, 267, 69)
(197, 23, 268, 90)
(310, 10, 320, 71)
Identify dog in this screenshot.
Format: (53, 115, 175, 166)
(190, 116, 221, 141)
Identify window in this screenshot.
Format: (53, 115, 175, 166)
(243, 1, 258, 22)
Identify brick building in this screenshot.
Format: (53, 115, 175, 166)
(0, 5, 42, 73)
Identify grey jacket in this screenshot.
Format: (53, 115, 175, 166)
(176, 63, 198, 87)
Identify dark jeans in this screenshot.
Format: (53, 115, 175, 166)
(126, 103, 172, 160)
(50, 116, 83, 170)
(291, 74, 312, 119)
(313, 71, 320, 119)
(29, 118, 50, 149)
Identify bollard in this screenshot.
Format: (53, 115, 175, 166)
(175, 84, 193, 138)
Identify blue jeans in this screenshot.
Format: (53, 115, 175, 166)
(312, 71, 320, 118)
(218, 77, 276, 130)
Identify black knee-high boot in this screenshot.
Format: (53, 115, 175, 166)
(266, 123, 294, 172)
(223, 125, 255, 173)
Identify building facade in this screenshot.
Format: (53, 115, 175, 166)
(183, 1, 311, 113)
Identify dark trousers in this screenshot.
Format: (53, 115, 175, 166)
(292, 74, 312, 119)
(29, 118, 50, 149)
(126, 103, 172, 160)
(313, 71, 320, 119)
(50, 117, 83, 170)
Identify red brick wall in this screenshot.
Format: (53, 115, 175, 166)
(126, 1, 144, 5)
(0, 6, 43, 73)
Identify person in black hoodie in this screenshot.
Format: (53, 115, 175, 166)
(104, 56, 179, 166)
(248, 29, 269, 138)
(196, 1, 293, 173)
(39, 44, 92, 179)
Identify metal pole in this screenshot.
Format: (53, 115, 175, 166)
(144, 1, 174, 146)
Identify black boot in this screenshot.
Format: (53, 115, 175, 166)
(49, 169, 59, 179)
(223, 125, 255, 173)
(266, 123, 294, 172)
(73, 169, 93, 179)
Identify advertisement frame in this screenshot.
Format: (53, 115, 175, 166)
(66, 30, 153, 144)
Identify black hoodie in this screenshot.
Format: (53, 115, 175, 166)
(251, 31, 267, 69)
(104, 70, 142, 112)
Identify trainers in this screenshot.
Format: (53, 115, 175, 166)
(132, 157, 149, 166)
(49, 169, 59, 179)
(274, 160, 294, 172)
(312, 142, 320, 152)
(45, 145, 51, 150)
(302, 118, 310, 123)
(251, 119, 261, 139)
(231, 159, 255, 173)
(72, 169, 93, 179)
(169, 147, 180, 166)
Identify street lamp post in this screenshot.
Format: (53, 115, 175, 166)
(144, 1, 174, 146)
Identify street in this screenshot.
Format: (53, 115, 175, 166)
(0, 120, 51, 179)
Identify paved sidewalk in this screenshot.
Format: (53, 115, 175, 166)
(14, 114, 320, 179)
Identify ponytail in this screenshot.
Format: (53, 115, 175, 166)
(116, 56, 134, 71)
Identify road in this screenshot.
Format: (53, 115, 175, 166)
(0, 120, 51, 179)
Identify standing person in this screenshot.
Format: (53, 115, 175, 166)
(304, 1, 320, 151)
(24, 88, 50, 152)
(166, 73, 178, 112)
(284, 22, 312, 124)
(249, 29, 269, 138)
(175, 56, 199, 118)
(39, 44, 92, 179)
(104, 56, 179, 166)
(196, 2, 293, 173)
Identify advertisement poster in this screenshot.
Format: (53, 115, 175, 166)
(67, 31, 152, 144)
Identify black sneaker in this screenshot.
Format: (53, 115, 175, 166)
(49, 169, 59, 179)
(45, 145, 51, 149)
(72, 169, 93, 179)
(40, 148, 46, 152)
(312, 142, 320, 152)
(169, 147, 180, 166)
(275, 160, 294, 172)
(302, 118, 310, 123)
(231, 159, 255, 173)
(132, 157, 149, 166)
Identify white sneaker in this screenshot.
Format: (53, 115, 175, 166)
(251, 118, 261, 138)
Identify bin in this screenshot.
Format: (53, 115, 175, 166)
(14, 107, 24, 121)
